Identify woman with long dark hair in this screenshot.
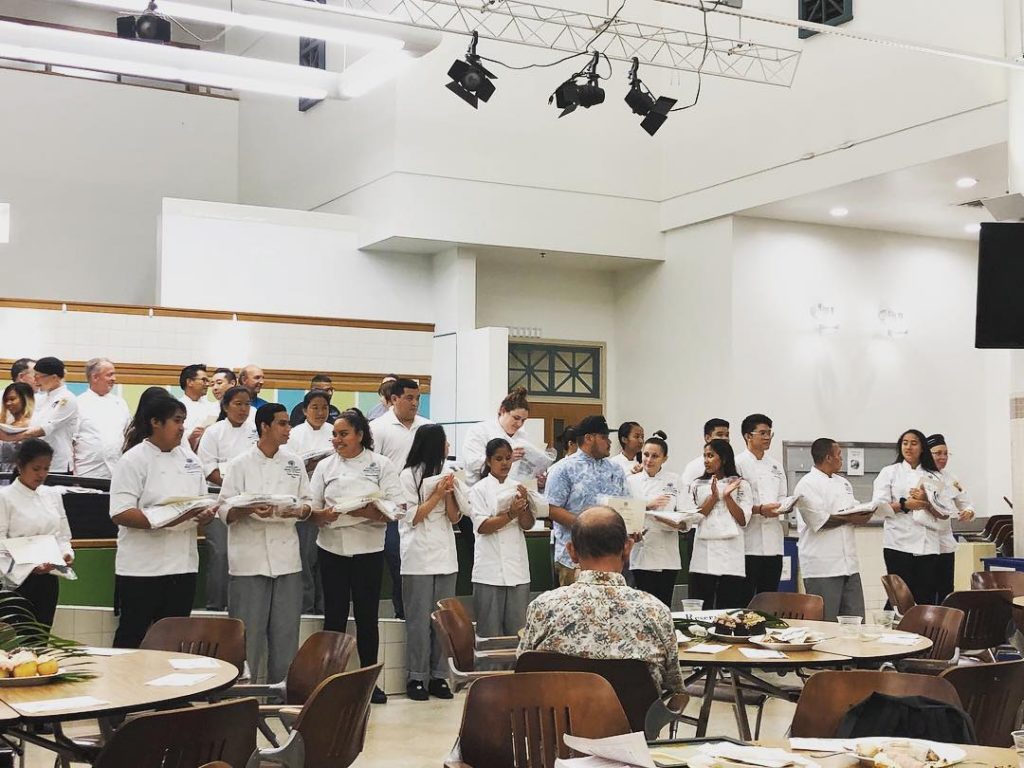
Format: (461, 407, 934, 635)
(872, 428, 947, 605)
(122, 386, 174, 453)
(398, 424, 465, 701)
(0, 383, 35, 473)
(687, 438, 752, 610)
(0, 439, 73, 628)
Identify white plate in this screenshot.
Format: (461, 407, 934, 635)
(749, 633, 831, 651)
(0, 669, 63, 687)
(851, 738, 966, 767)
(706, 630, 757, 644)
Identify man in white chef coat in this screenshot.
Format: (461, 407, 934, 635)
(178, 364, 219, 452)
(681, 418, 730, 486)
(74, 358, 131, 478)
(0, 357, 79, 473)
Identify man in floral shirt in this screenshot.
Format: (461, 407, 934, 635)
(518, 506, 685, 695)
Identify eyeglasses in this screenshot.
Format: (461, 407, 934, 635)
(752, 430, 774, 438)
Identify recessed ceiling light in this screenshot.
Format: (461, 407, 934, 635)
(964, 223, 981, 234)
(956, 177, 979, 189)
(829, 207, 849, 218)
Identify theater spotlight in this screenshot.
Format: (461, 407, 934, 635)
(624, 58, 676, 136)
(446, 31, 496, 109)
(550, 51, 604, 117)
(116, 1, 171, 42)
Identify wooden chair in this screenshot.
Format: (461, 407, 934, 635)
(941, 589, 1013, 658)
(965, 514, 1012, 543)
(437, 598, 519, 650)
(431, 609, 515, 692)
(881, 574, 916, 616)
(971, 570, 1024, 596)
(445, 672, 631, 768)
(790, 671, 962, 738)
(894, 604, 965, 674)
(515, 651, 695, 739)
(941, 660, 1024, 747)
(93, 698, 257, 768)
(747, 592, 824, 621)
(141, 617, 247, 675)
(247, 663, 382, 768)
(995, 525, 1015, 557)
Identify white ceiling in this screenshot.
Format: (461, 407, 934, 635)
(741, 143, 1009, 242)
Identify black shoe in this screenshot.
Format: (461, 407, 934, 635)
(428, 678, 453, 699)
(371, 686, 388, 704)
(406, 680, 428, 701)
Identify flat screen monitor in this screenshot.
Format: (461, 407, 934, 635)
(976, 222, 1024, 348)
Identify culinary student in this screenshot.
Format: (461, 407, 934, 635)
(927, 433, 977, 605)
(611, 421, 644, 476)
(178, 364, 219, 453)
(680, 418, 730, 487)
(462, 387, 532, 486)
(0, 357, 79, 474)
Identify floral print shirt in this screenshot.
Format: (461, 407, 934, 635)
(517, 570, 684, 693)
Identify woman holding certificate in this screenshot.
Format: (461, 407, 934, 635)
(461, 387, 533, 486)
(0, 439, 73, 628)
(311, 407, 402, 705)
(627, 431, 689, 608)
(110, 395, 215, 648)
(687, 439, 752, 610)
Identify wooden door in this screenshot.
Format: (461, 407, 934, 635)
(528, 402, 603, 458)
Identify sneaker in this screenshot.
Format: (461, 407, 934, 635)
(371, 686, 388, 704)
(406, 680, 429, 701)
(428, 678, 453, 699)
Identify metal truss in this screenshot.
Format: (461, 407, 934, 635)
(342, 0, 801, 86)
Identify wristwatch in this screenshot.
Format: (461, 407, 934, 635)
(899, 497, 908, 513)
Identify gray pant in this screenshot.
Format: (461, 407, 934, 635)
(228, 572, 303, 684)
(402, 573, 457, 682)
(296, 520, 323, 614)
(803, 574, 865, 622)
(473, 582, 530, 638)
(203, 518, 229, 610)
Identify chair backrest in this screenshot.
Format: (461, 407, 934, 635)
(141, 617, 247, 675)
(293, 663, 382, 768)
(514, 652, 659, 734)
(791, 671, 962, 738)
(971, 570, 1024, 597)
(94, 698, 257, 768)
(980, 514, 1012, 540)
(437, 597, 471, 624)
(941, 660, 1024, 747)
(285, 631, 357, 705)
(896, 605, 964, 661)
(941, 589, 1013, 651)
(881, 574, 916, 616)
(456, 672, 631, 768)
(431, 608, 475, 672)
(747, 592, 824, 621)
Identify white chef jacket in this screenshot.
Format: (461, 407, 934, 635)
(397, 467, 463, 575)
(469, 474, 535, 587)
(179, 395, 219, 438)
(217, 445, 309, 577)
(0, 480, 74, 558)
(29, 385, 79, 474)
(735, 450, 788, 557)
(311, 449, 402, 557)
(627, 469, 685, 572)
(369, 409, 432, 469)
(872, 461, 944, 556)
(197, 419, 258, 480)
(793, 467, 860, 578)
(937, 468, 976, 555)
(73, 389, 131, 479)
(287, 421, 333, 459)
(461, 419, 529, 485)
(681, 455, 706, 487)
(688, 476, 753, 577)
(109, 441, 207, 577)
(610, 452, 640, 476)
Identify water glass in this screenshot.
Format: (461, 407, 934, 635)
(837, 615, 863, 636)
(1013, 729, 1024, 767)
(681, 599, 704, 615)
(874, 609, 896, 629)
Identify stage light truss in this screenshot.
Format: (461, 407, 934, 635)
(339, 0, 801, 86)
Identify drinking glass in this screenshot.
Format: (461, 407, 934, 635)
(1012, 729, 1024, 768)
(837, 615, 863, 636)
(874, 609, 896, 630)
(681, 599, 704, 615)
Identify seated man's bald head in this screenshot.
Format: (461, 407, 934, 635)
(570, 506, 628, 561)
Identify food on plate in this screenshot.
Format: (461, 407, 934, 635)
(856, 740, 944, 767)
(760, 628, 826, 644)
(713, 610, 768, 637)
(0, 650, 58, 679)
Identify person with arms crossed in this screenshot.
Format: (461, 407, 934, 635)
(927, 434, 976, 605)
(794, 439, 873, 621)
(74, 358, 131, 479)
(544, 415, 626, 587)
(178, 364, 219, 453)
(0, 357, 79, 474)
(681, 418, 730, 487)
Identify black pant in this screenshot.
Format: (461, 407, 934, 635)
(883, 548, 939, 607)
(383, 521, 404, 619)
(935, 552, 955, 605)
(741, 555, 784, 605)
(688, 572, 748, 610)
(15, 573, 59, 629)
(113, 573, 196, 648)
(319, 547, 383, 667)
(633, 569, 677, 608)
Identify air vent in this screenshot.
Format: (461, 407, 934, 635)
(798, 0, 854, 39)
(958, 199, 986, 208)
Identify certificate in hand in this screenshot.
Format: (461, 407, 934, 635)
(509, 440, 554, 483)
(221, 494, 301, 522)
(835, 499, 893, 519)
(598, 496, 646, 535)
(2, 535, 65, 566)
(146, 496, 218, 528)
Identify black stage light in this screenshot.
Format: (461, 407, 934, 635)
(446, 32, 497, 109)
(550, 52, 604, 118)
(624, 57, 676, 136)
(116, 2, 171, 43)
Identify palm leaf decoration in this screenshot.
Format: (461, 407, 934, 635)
(0, 590, 94, 682)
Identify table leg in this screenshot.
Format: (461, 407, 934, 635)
(696, 666, 717, 737)
(728, 667, 752, 742)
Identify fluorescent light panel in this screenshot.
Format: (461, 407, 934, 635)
(0, 204, 9, 244)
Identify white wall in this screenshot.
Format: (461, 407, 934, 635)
(0, 68, 238, 304)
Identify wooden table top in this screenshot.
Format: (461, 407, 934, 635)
(1013, 595, 1024, 608)
(0, 649, 238, 723)
(678, 618, 930, 666)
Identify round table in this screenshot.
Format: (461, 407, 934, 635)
(1013, 595, 1024, 609)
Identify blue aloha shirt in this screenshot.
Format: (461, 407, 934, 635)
(545, 451, 627, 568)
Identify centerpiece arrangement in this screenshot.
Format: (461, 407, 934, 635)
(0, 591, 91, 686)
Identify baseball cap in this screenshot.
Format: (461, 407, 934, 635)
(575, 415, 611, 438)
(34, 357, 65, 378)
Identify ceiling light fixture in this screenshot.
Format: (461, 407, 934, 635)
(810, 303, 839, 334)
(551, 51, 604, 118)
(446, 32, 496, 109)
(956, 177, 979, 189)
(829, 206, 849, 218)
(624, 57, 676, 136)
(879, 309, 908, 338)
